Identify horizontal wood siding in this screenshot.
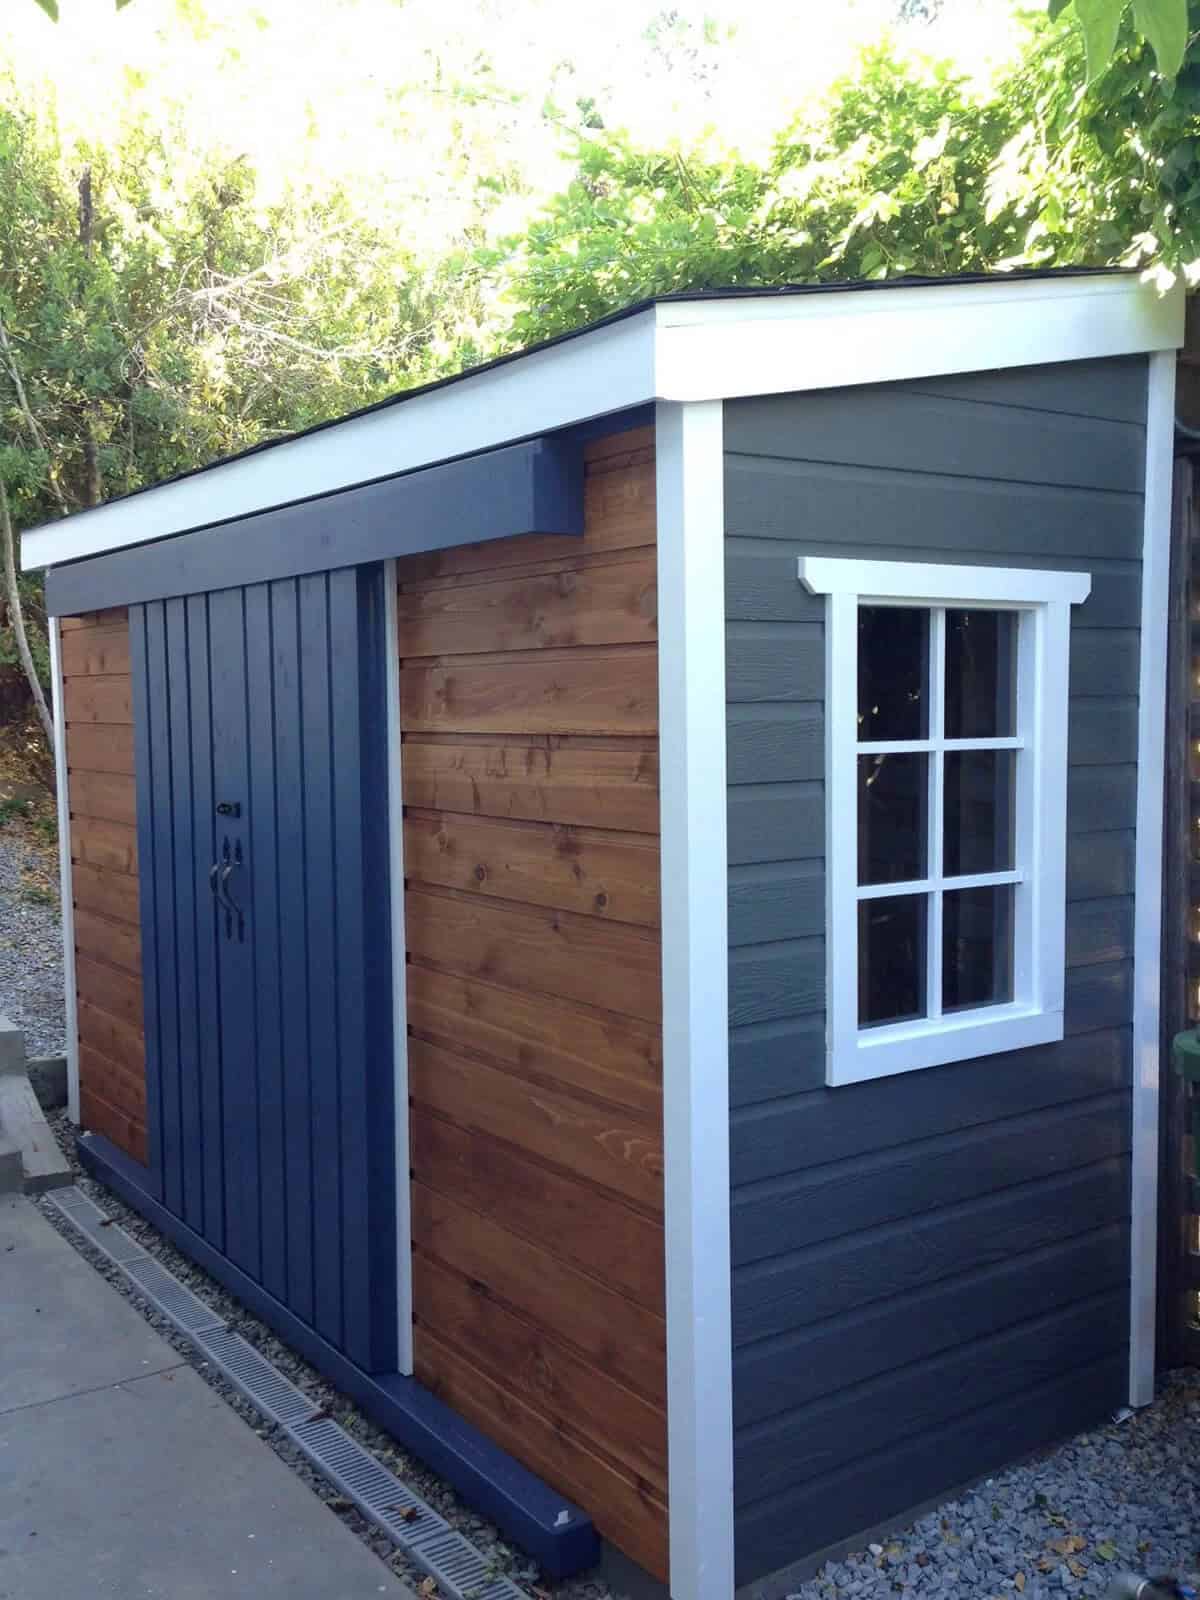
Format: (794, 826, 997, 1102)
(725, 357, 1147, 1587)
(61, 608, 147, 1161)
(397, 426, 668, 1579)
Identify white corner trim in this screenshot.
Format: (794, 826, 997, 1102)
(656, 399, 734, 1600)
(383, 559, 414, 1377)
(48, 616, 80, 1124)
(655, 274, 1185, 403)
(1129, 349, 1177, 1408)
(23, 275, 1184, 575)
(799, 557, 1091, 607)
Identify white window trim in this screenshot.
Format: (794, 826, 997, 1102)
(799, 557, 1091, 1088)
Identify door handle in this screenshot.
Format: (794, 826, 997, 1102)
(219, 844, 245, 943)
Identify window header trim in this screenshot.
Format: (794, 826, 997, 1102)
(799, 557, 1091, 609)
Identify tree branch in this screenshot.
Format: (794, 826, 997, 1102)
(0, 478, 53, 751)
(0, 316, 70, 519)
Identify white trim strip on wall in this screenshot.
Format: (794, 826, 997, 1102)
(1129, 348, 1178, 1407)
(48, 616, 80, 1124)
(656, 399, 735, 1600)
(23, 275, 1183, 573)
(383, 558, 414, 1376)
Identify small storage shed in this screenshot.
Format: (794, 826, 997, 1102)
(28, 267, 1186, 1600)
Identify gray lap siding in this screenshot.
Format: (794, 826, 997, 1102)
(724, 356, 1146, 1589)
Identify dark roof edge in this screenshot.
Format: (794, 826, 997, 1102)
(42, 266, 1133, 530)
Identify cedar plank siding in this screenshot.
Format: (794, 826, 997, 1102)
(724, 357, 1146, 1587)
(396, 426, 668, 1580)
(60, 608, 148, 1162)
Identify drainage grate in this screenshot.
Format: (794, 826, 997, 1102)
(44, 1187, 533, 1600)
(289, 1416, 526, 1600)
(52, 1192, 148, 1264)
(193, 1325, 318, 1429)
(123, 1255, 227, 1333)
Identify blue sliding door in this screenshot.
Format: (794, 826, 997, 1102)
(130, 563, 397, 1374)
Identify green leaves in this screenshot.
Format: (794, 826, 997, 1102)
(1132, 0, 1189, 74)
(1050, 0, 1191, 77)
(1073, 0, 1128, 78)
(31, 0, 59, 18)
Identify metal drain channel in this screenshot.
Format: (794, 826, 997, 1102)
(46, 1186, 529, 1600)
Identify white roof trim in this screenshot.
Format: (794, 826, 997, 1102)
(23, 272, 1185, 572)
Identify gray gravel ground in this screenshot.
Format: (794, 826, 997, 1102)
(0, 823, 64, 1057)
(40, 1108, 1200, 1600)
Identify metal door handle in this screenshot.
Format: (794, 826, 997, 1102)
(219, 851, 245, 943)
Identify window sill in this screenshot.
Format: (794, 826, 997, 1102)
(827, 1004, 1065, 1086)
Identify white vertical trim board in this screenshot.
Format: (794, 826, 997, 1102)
(48, 615, 80, 1124)
(656, 399, 735, 1600)
(383, 559, 414, 1376)
(1129, 350, 1178, 1408)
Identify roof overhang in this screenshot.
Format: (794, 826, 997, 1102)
(23, 271, 1186, 573)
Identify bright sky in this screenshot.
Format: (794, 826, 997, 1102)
(0, 0, 1027, 248)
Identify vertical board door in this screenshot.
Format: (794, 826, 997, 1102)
(130, 564, 398, 1374)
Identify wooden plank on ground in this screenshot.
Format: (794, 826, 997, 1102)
(400, 736, 659, 833)
(408, 1036, 663, 1210)
(405, 886, 662, 1023)
(413, 1327, 669, 1580)
(406, 962, 661, 1120)
(411, 1174, 666, 1396)
(413, 1251, 667, 1491)
(400, 647, 658, 737)
(396, 556, 657, 657)
(404, 810, 660, 927)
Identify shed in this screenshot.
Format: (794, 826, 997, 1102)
(27, 267, 1186, 1600)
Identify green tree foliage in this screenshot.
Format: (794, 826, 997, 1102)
(492, 5, 1199, 343)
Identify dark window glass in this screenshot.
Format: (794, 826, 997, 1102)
(858, 752, 928, 885)
(858, 606, 928, 742)
(944, 750, 1015, 876)
(943, 885, 1014, 1012)
(945, 609, 1017, 739)
(859, 894, 927, 1027)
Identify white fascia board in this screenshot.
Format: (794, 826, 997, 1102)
(24, 273, 1185, 573)
(22, 306, 658, 571)
(653, 273, 1185, 402)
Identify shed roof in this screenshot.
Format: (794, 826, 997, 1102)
(23, 266, 1185, 572)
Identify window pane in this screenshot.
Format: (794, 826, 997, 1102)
(859, 894, 927, 1027)
(858, 606, 928, 742)
(943, 885, 1014, 1012)
(944, 750, 1015, 876)
(945, 609, 1017, 739)
(858, 752, 928, 885)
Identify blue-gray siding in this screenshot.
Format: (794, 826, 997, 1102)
(725, 356, 1146, 1588)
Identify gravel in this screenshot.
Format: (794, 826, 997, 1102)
(38, 1110, 617, 1600)
(17, 867, 1199, 1600)
(41, 1112, 1200, 1600)
(0, 823, 64, 1058)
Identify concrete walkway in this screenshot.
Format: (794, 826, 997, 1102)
(0, 1193, 411, 1599)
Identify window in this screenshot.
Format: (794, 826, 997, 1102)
(798, 558, 1092, 1086)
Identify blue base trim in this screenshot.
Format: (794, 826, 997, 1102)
(77, 1131, 601, 1579)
